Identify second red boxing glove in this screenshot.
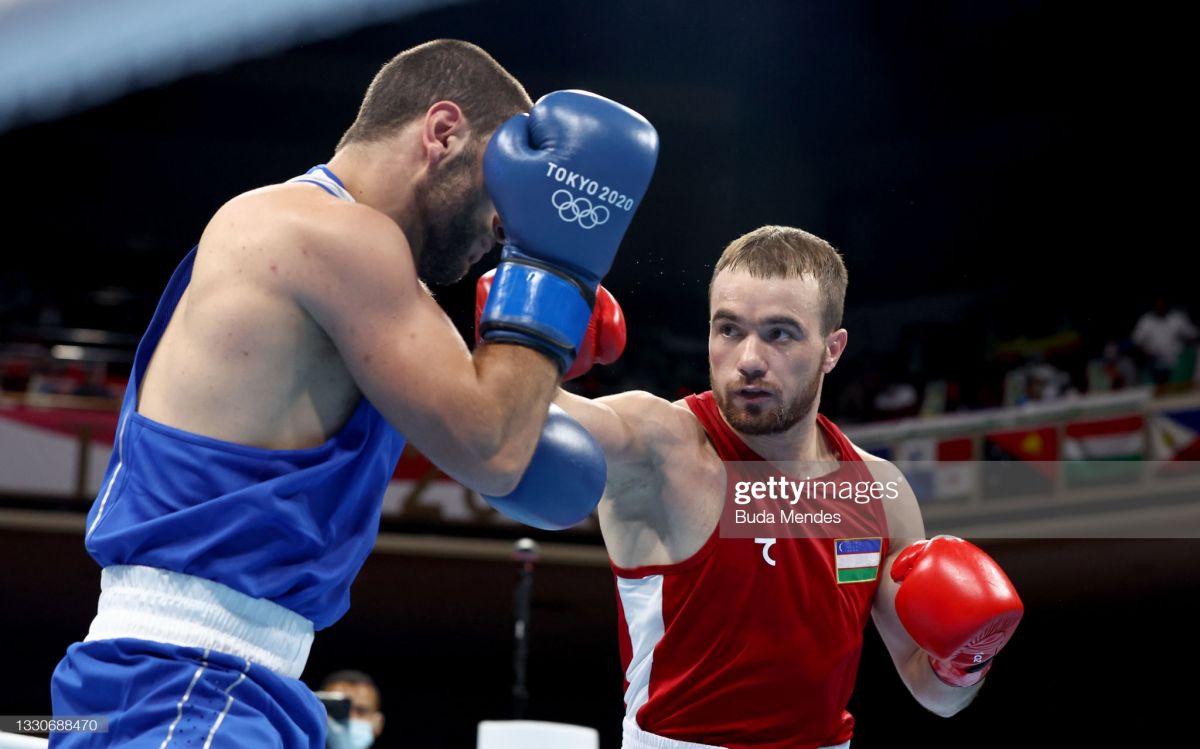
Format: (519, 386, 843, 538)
(476, 269, 627, 381)
(890, 535, 1024, 687)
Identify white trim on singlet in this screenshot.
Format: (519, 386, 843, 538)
(617, 575, 665, 728)
(286, 165, 354, 202)
(87, 410, 129, 539)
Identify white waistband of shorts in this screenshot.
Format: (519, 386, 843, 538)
(622, 718, 849, 749)
(85, 565, 314, 679)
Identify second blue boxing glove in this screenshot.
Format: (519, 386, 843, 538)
(482, 404, 607, 531)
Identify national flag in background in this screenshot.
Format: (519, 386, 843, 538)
(985, 426, 1059, 463)
(1149, 408, 1200, 478)
(1064, 415, 1145, 460)
(1150, 408, 1200, 461)
(983, 426, 1058, 498)
(896, 437, 975, 502)
(834, 537, 882, 584)
(1063, 414, 1145, 486)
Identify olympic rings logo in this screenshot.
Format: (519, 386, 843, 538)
(551, 189, 610, 229)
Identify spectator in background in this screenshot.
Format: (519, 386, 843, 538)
(872, 356, 921, 420)
(919, 379, 949, 416)
(1087, 340, 1139, 393)
(1132, 297, 1198, 384)
(321, 669, 385, 749)
(872, 379, 919, 419)
(1024, 361, 1070, 402)
(1005, 356, 1070, 406)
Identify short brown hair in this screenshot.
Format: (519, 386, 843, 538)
(337, 39, 531, 150)
(710, 225, 848, 334)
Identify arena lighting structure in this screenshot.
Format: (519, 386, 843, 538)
(0, 0, 464, 134)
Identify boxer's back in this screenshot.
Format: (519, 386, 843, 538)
(138, 178, 393, 449)
(81, 165, 410, 629)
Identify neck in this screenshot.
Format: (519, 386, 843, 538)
(325, 134, 425, 246)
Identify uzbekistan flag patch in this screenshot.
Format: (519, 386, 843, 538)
(834, 537, 883, 584)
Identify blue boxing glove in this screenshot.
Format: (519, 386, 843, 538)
(483, 404, 607, 530)
(481, 90, 658, 374)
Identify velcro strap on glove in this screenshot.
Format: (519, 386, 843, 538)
(479, 256, 595, 374)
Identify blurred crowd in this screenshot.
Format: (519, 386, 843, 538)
(3, 288, 1197, 425)
(570, 296, 1200, 425)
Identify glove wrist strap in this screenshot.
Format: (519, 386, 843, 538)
(929, 654, 992, 688)
(479, 255, 595, 374)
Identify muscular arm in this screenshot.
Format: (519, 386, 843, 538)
(290, 204, 558, 496)
(553, 388, 704, 479)
(553, 389, 659, 466)
(554, 388, 721, 568)
(555, 389, 690, 522)
(860, 451, 981, 718)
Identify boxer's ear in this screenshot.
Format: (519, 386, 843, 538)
(823, 328, 848, 373)
(422, 101, 467, 167)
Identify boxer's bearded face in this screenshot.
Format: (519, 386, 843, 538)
(415, 138, 497, 285)
(708, 270, 831, 436)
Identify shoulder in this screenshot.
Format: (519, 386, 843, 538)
(206, 185, 418, 298)
(605, 391, 705, 444)
(849, 441, 925, 543)
(229, 185, 403, 253)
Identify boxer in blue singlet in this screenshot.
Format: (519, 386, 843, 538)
(48, 39, 659, 747)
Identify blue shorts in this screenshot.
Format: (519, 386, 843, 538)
(49, 638, 325, 748)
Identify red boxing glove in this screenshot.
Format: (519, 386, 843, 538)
(890, 535, 1024, 687)
(476, 269, 626, 382)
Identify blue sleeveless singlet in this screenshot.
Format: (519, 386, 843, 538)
(83, 165, 407, 631)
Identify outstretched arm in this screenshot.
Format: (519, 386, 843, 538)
(553, 389, 657, 466)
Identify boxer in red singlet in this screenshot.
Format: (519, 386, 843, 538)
(544, 225, 1024, 749)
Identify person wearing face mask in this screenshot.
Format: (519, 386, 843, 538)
(321, 670, 384, 749)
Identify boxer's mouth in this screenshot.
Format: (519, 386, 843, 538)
(735, 387, 775, 403)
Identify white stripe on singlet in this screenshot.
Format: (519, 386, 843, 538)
(285, 165, 354, 202)
(616, 575, 665, 726)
